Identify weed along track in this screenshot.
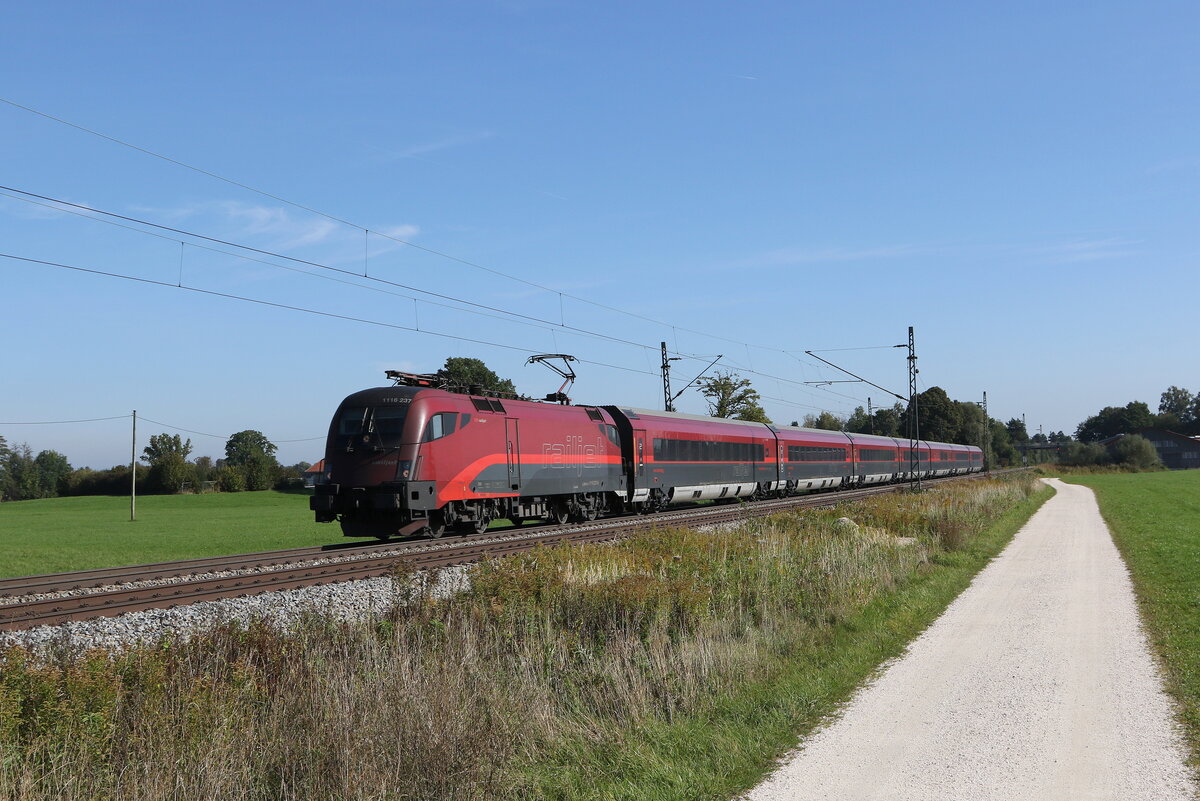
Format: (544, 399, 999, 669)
(0, 472, 1046, 800)
(0, 472, 1008, 632)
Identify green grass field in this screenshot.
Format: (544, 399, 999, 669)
(0, 492, 337, 578)
(1064, 470, 1200, 769)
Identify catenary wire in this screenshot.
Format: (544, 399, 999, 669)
(0, 98, 858, 366)
(0, 252, 659, 379)
(0, 186, 700, 361)
(1, 186, 873, 406)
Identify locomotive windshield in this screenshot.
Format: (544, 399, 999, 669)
(337, 405, 409, 445)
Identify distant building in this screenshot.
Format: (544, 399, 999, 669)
(1099, 428, 1200, 470)
(303, 459, 327, 486)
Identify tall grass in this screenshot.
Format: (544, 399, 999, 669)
(0, 476, 1042, 801)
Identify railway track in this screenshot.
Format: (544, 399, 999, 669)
(0, 471, 1012, 632)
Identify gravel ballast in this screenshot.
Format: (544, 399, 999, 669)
(0, 566, 470, 653)
(744, 478, 1197, 801)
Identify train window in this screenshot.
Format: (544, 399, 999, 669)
(422, 412, 457, 442)
(460, 413, 471, 428)
(338, 407, 368, 435)
(605, 425, 621, 447)
(373, 406, 408, 435)
(788, 445, 847, 462)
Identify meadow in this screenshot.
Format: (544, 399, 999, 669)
(0, 492, 333, 578)
(1065, 470, 1200, 769)
(0, 475, 1049, 800)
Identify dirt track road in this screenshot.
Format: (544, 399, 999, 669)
(745, 478, 1197, 801)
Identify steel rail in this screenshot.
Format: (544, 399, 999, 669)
(0, 471, 1013, 632)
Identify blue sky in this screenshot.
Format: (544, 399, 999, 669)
(1, 1, 1196, 468)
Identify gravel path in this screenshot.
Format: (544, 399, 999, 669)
(745, 478, 1197, 801)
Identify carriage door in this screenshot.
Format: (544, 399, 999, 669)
(505, 418, 521, 492)
(634, 430, 647, 480)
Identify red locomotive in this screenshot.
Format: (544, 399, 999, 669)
(311, 373, 984, 539)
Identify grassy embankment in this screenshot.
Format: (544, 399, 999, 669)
(0, 476, 1050, 801)
(0, 492, 333, 577)
(1064, 470, 1200, 769)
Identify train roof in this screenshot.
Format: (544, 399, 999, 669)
(610, 406, 773, 431)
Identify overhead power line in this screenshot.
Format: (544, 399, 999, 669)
(0, 185, 870, 410)
(0, 251, 659, 379)
(0, 97, 848, 363)
(137, 416, 323, 443)
(0, 415, 129, 425)
(0, 185, 685, 361)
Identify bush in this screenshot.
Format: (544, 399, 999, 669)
(1060, 441, 1110, 467)
(215, 465, 246, 493)
(146, 457, 191, 495)
(1110, 434, 1162, 470)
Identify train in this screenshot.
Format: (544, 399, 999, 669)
(310, 374, 985, 539)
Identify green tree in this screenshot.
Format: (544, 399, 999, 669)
(141, 433, 194, 494)
(844, 406, 871, 433)
(697, 371, 771, 423)
(1159, 386, 1194, 421)
(989, 419, 1017, 467)
(193, 455, 215, 483)
(143, 433, 192, 464)
(802, 411, 843, 431)
(901, 387, 962, 443)
(224, 430, 279, 491)
(436, 357, 517, 396)
(952, 400, 988, 448)
(1005, 417, 1029, 445)
(1075, 401, 1155, 442)
(1, 443, 40, 501)
(34, 450, 72, 498)
(872, 403, 904, 437)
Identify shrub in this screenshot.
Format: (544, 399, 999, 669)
(215, 465, 246, 493)
(1110, 434, 1163, 470)
(1060, 441, 1110, 467)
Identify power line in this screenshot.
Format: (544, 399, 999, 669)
(1, 185, 869, 413)
(0, 415, 128, 425)
(0, 185, 685, 361)
(138, 416, 323, 443)
(0, 251, 659, 379)
(0, 98, 846, 367)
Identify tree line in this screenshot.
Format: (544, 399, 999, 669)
(0, 429, 312, 502)
(690, 370, 1172, 469)
(7, 359, 1187, 501)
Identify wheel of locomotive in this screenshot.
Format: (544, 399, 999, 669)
(549, 499, 570, 525)
(582, 493, 599, 521)
(507, 515, 524, 527)
(423, 511, 446, 539)
(472, 512, 491, 535)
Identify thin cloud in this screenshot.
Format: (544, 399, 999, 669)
(743, 243, 928, 268)
(1030, 238, 1137, 264)
(386, 131, 495, 161)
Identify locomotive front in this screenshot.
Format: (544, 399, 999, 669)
(309, 386, 438, 538)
